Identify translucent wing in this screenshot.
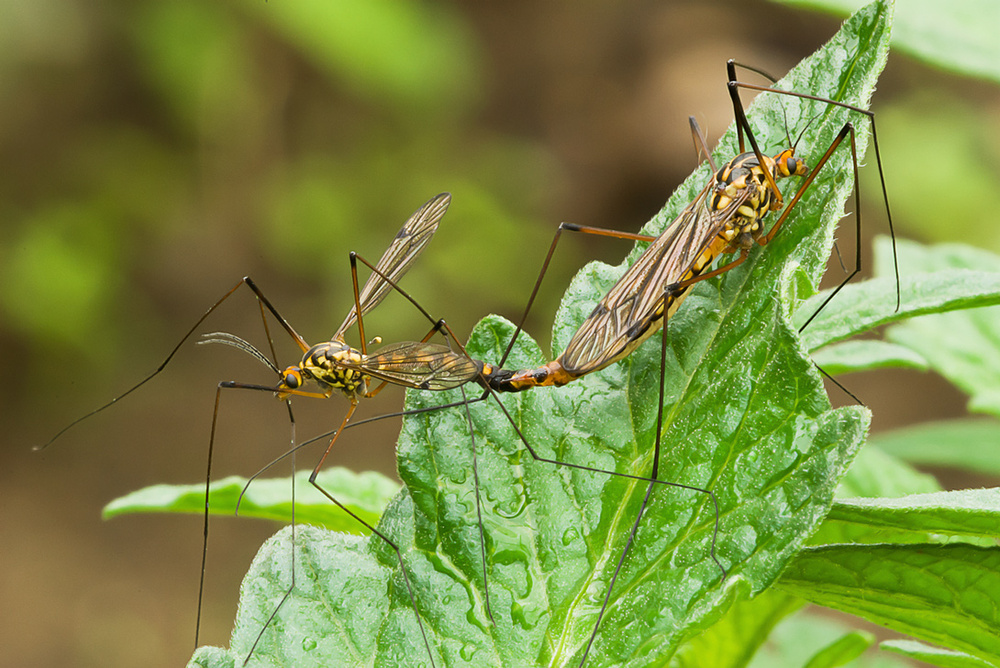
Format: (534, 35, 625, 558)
(558, 179, 753, 375)
(359, 341, 478, 390)
(335, 193, 451, 339)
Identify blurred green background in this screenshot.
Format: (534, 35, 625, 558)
(3, 1, 998, 666)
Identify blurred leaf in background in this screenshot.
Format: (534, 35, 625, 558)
(772, 0, 1000, 84)
(774, 0, 1000, 253)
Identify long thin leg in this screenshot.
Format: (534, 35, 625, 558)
(689, 116, 719, 173)
(351, 251, 454, 339)
(198, 379, 440, 667)
(240, 406, 297, 666)
(496, 222, 657, 368)
(36, 274, 317, 658)
(194, 383, 225, 649)
(195, 283, 304, 659)
(242, 277, 311, 353)
(576, 284, 723, 666)
(37, 277, 291, 451)
(337, 253, 498, 625)
(306, 402, 438, 668)
(348, 250, 371, 355)
(193, 378, 299, 659)
(493, 117, 718, 373)
(727, 60, 899, 312)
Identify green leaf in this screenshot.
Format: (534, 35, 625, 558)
(776, 544, 1000, 665)
(836, 445, 940, 499)
(242, 0, 480, 112)
(875, 239, 1000, 418)
(795, 270, 1000, 351)
(769, 0, 1000, 85)
(133, 2, 257, 136)
(190, 526, 405, 668)
(668, 588, 804, 668)
(104, 469, 400, 534)
(869, 419, 1000, 476)
(803, 631, 876, 668)
(192, 3, 894, 666)
(881, 639, 997, 668)
(748, 611, 911, 668)
(810, 339, 927, 375)
(871, 100, 1000, 250)
(814, 447, 941, 546)
(826, 488, 1000, 541)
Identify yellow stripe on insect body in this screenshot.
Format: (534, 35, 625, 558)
(277, 341, 369, 400)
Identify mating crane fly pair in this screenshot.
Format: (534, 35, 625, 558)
(40, 59, 895, 668)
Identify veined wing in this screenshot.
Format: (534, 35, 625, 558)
(335, 193, 452, 338)
(559, 178, 754, 375)
(359, 341, 478, 390)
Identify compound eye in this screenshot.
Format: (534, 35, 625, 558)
(282, 369, 302, 389)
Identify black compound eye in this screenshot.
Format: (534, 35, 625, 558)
(283, 371, 301, 389)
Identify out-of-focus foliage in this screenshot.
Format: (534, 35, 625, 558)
(771, 0, 1000, 85)
(771, 0, 1000, 253)
(872, 99, 1000, 250)
(2, 4, 559, 667)
(0, 0, 553, 379)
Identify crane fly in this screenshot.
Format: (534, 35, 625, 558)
(39, 193, 486, 668)
(193, 192, 495, 667)
(479, 123, 808, 392)
(471, 116, 800, 667)
(465, 60, 896, 666)
(482, 60, 896, 394)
